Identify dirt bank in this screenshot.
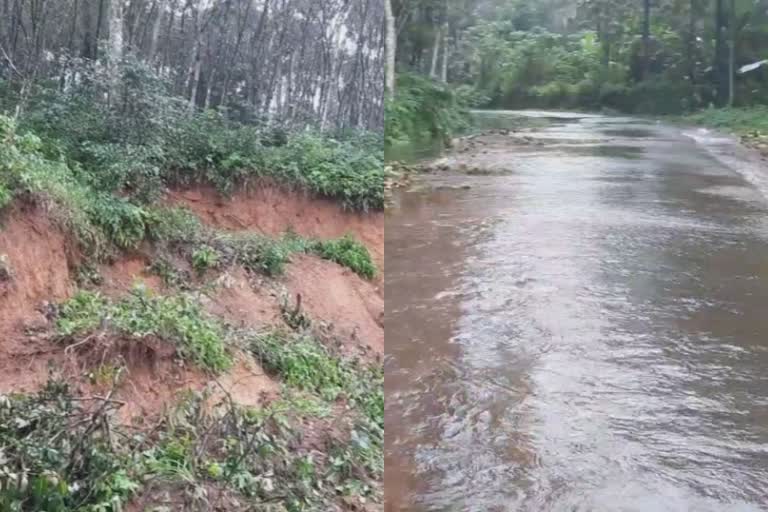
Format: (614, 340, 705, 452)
(0, 185, 384, 420)
(168, 184, 384, 281)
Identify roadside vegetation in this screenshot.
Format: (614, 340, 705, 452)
(683, 105, 768, 136)
(385, 72, 470, 148)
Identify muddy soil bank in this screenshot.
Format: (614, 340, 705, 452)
(0, 185, 384, 423)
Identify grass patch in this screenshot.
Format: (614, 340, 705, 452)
(56, 287, 232, 373)
(149, 211, 377, 280)
(248, 331, 383, 427)
(682, 106, 768, 138)
(312, 235, 376, 279)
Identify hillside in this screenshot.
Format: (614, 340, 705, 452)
(0, 181, 383, 510)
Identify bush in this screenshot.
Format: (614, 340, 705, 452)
(312, 235, 376, 279)
(0, 381, 140, 511)
(684, 105, 768, 137)
(248, 331, 383, 426)
(385, 73, 470, 147)
(191, 245, 220, 276)
(87, 195, 154, 250)
(57, 288, 232, 373)
(6, 59, 383, 213)
(251, 332, 347, 400)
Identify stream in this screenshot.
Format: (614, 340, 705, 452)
(385, 111, 768, 511)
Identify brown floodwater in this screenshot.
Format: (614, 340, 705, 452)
(385, 112, 768, 512)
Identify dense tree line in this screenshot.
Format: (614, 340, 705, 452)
(0, 0, 384, 131)
(389, 0, 768, 114)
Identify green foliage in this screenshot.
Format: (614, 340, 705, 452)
(263, 132, 385, 211)
(0, 182, 11, 210)
(385, 73, 470, 147)
(683, 106, 768, 136)
(0, 381, 140, 511)
(87, 195, 154, 250)
(248, 331, 383, 427)
(0, 56, 382, 216)
(191, 246, 220, 276)
(56, 288, 232, 373)
(14, 62, 383, 212)
(312, 235, 376, 279)
(147, 257, 191, 290)
(169, 226, 375, 280)
(0, 376, 382, 512)
(398, 1, 768, 115)
(250, 332, 347, 400)
(145, 206, 202, 244)
(183, 232, 292, 278)
(55, 290, 107, 337)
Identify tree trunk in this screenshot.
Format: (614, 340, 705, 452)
(107, 0, 124, 107)
(429, 26, 441, 79)
(204, 67, 215, 110)
(108, 0, 123, 63)
(95, 0, 106, 59)
(687, 0, 696, 84)
(147, 0, 163, 63)
(715, 0, 728, 105)
(385, 0, 396, 96)
(641, 0, 651, 80)
(187, 3, 201, 111)
(440, 19, 449, 83)
(728, 0, 735, 106)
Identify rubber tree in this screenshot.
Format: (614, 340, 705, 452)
(385, 0, 396, 95)
(642, 0, 651, 79)
(715, 0, 729, 104)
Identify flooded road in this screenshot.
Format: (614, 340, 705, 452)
(385, 112, 768, 511)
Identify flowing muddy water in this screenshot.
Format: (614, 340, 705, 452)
(385, 112, 768, 511)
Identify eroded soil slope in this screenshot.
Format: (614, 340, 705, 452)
(169, 185, 385, 285)
(0, 184, 383, 414)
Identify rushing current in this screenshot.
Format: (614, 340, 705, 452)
(385, 112, 768, 512)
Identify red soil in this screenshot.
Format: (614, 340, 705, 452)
(98, 254, 163, 297)
(205, 266, 283, 328)
(283, 254, 384, 357)
(168, 185, 385, 358)
(0, 184, 383, 421)
(167, 184, 384, 285)
(0, 205, 73, 341)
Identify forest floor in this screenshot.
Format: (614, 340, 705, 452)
(0, 184, 383, 511)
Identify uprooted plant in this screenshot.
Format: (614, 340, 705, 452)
(56, 287, 232, 373)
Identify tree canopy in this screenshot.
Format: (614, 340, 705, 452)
(0, 0, 384, 131)
(392, 0, 768, 113)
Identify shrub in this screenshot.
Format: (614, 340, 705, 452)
(87, 195, 153, 250)
(0, 183, 11, 210)
(248, 331, 383, 426)
(57, 288, 232, 373)
(191, 245, 220, 276)
(312, 235, 376, 279)
(11, 61, 384, 213)
(55, 290, 107, 336)
(146, 206, 202, 244)
(0, 381, 140, 511)
(385, 73, 470, 148)
(250, 332, 347, 400)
